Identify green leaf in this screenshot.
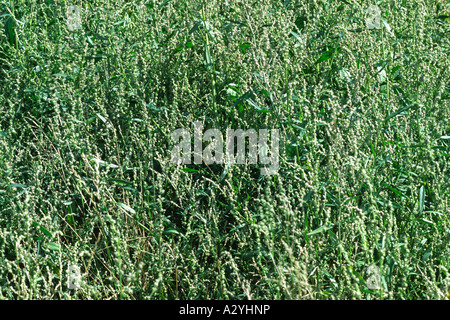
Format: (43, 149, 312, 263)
(308, 223, 334, 235)
(122, 186, 138, 192)
(391, 65, 402, 80)
(385, 103, 418, 122)
(47, 242, 60, 251)
(96, 113, 108, 124)
(418, 218, 434, 225)
(246, 98, 266, 112)
(107, 178, 132, 185)
(290, 31, 304, 46)
(4, 16, 17, 46)
(382, 19, 394, 36)
(422, 248, 432, 262)
(419, 186, 425, 214)
(92, 32, 108, 41)
(232, 90, 253, 109)
(204, 44, 213, 72)
(86, 35, 95, 46)
(322, 270, 338, 287)
(189, 20, 203, 35)
(304, 188, 314, 202)
(229, 223, 246, 233)
(164, 228, 180, 236)
(239, 43, 251, 54)
(315, 50, 334, 64)
(32, 222, 53, 238)
(9, 183, 27, 188)
(118, 202, 136, 214)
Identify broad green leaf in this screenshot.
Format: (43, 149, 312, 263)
(118, 202, 136, 214)
(4, 16, 17, 46)
(9, 183, 27, 188)
(385, 104, 418, 122)
(418, 218, 434, 225)
(239, 43, 251, 54)
(232, 90, 254, 110)
(204, 45, 213, 72)
(308, 223, 334, 235)
(163, 228, 179, 235)
(229, 223, 246, 233)
(436, 15, 450, 20)
(422, 248, 432, 262)
(382, 19, 394, 36)
(47, 242, 60, 251)
(322, 270, 338, 287)
(189, 20, 203, 35)
(86, 35, 94, 46)
(304, 188, 314, 202)
(122, 186, 138, 192)
(315, 50, 334, 64)
(32, 222, 53, 238)
(96, 113, 108, 123)
(246, 98, 266, 112)
(419, 186, 425, 214)
(290, 31, 304, 46)
(252, 72, 265, 82)
(164, 228, 184, 238)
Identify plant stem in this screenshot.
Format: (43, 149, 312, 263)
(202, 2, 218, 126)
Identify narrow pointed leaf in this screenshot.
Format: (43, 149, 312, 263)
(419, 186, 425, 214)
(118, 202, 136, 214)
(308, 223, 334, 235)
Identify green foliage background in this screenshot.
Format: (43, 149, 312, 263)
(0, 0, 449, 299)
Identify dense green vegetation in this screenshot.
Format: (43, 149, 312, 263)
(0, 0, 449, 299)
